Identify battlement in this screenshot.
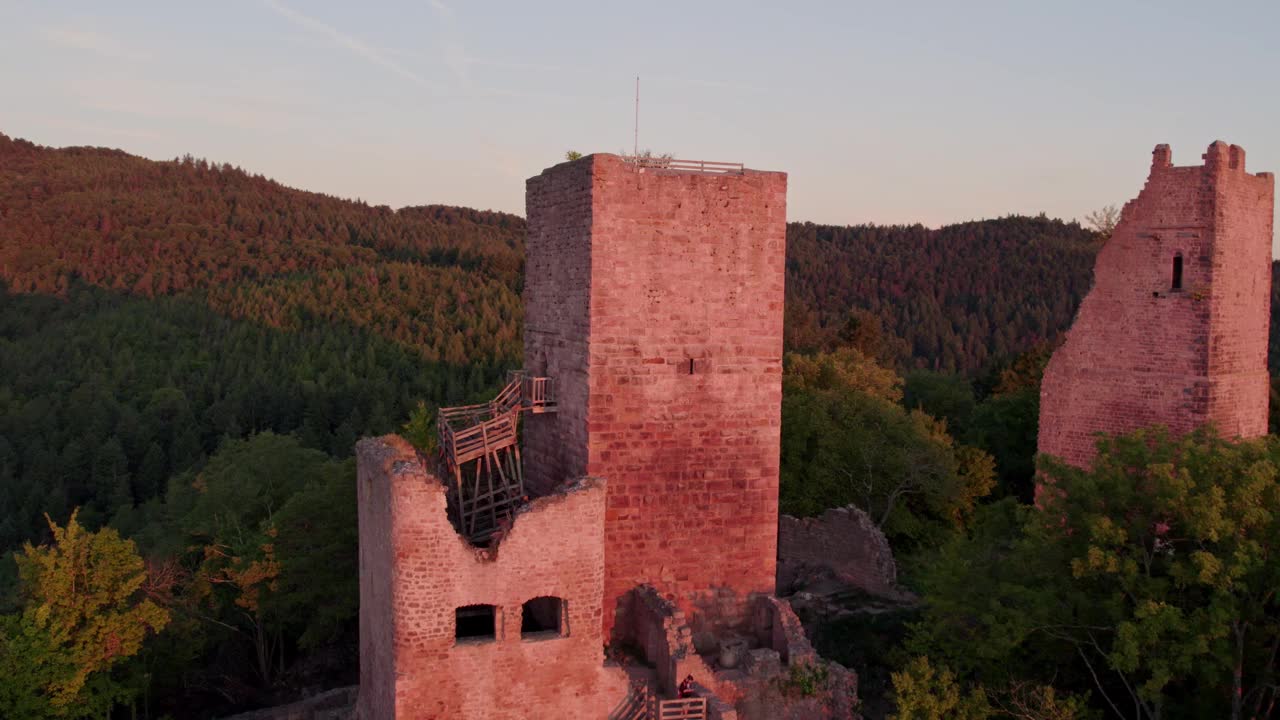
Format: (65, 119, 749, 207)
(1150, 141, 1270, 177)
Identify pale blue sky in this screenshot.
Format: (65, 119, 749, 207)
(2, 1, 1278, 235)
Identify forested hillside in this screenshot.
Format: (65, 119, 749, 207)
(0, 133, 524, 366)
(785, 217, 1103, 372)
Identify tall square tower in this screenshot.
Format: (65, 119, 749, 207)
(1039, 142, 1274, 470)
(523, 154, 788, 636)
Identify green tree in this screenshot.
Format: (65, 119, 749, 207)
(271, 457, 358, 649)
(965, 387, 1039, 501)
(785, 347, 904, 403)
(904, 370, 976, 437)
(911, 428, 1280, 720)
(0, 511, 169, 718)
(174, 433, 354, 687)
(781, 384, 994, 549)
(402, 400, 439, 454)
(890, 656, 991, 720)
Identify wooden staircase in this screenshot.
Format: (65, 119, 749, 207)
(437, 372, 555, 542)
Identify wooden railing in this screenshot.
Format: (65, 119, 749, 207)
(621, 156, 744, 175)
(658, 698, 708, 720)
(443, 410, 517, 466)
(437, 372, 555, 468)
(522, 375, 554, 411)
(605, 680, 708, 720)
(491, 376, 522, 415)
(608, 681, 654, 720)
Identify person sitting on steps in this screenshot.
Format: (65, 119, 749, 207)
(677, 675, 696, 698)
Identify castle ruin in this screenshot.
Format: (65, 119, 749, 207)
(1039, 141, 1274, 470)
(353, 141, 1274, 719)
(356, 154, 823, 720)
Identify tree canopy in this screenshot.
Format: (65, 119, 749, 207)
(0, 512, 168, 719)
(908, 428, 1280, 720)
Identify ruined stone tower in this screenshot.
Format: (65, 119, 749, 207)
(1038, 141, 1274, 470)
(356, 154, 795, 719)
(523, 154, 788, 637)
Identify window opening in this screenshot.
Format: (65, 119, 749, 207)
(1172, 254, 1184, 290)
(455, 604, 497, 642)
(521, 596, 565, 638)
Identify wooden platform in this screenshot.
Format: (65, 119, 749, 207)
(437, 372, 556, 542)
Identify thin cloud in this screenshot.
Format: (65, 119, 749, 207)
(263, 0, 434, 88)
(464, 57, 580, 75)
(42, 26, 150, 62)
(428, 0, 469, 89)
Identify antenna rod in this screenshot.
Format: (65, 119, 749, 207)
(633, 76, 639, 157)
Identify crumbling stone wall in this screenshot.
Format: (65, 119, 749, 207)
(619, 585, 703, 696)
(1039, 142, 1274, 471)
(355, 435, 626, 720)
(614, 586, 833, 714)
(777, 506, 898, 599)
(751, 596, 818, 667)
(524, 154, 789, 637)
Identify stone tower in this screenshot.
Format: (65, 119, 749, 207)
(1039, 141, 1274, 470)
(523, 154, 788, 637)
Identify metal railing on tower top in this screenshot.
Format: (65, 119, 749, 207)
(620, 156, 745, 175)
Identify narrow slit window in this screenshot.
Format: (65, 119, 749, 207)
(688, 359, 696, 375)
(521, 596, 565, 639)
(455, 604, 497, 643)
(1172, 254, 1184, 290)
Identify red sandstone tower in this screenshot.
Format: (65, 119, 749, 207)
(1039, 141, 1274, 470)
(356, 154, 794, 719)
(524, 154, 788, 637)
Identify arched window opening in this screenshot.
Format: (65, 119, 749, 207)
(1172, 254, 1184, 290)
(455, 604, 497, 643)
(521, 596, 566, 639)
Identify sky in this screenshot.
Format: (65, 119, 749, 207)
(2, 0, 1279, 235)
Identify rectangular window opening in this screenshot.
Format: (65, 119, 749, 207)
(1172, 254, 1184, 290)
(455, 604, 497, 643)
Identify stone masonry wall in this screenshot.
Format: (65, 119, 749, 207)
(777, 506, 898, 599)
(1206, 144, 1274, 435)
(355, 435, 626, 720)
(524, 154, 788, 639)
(523, 159, 594, 497)
(1038, 142, 1274, 471)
